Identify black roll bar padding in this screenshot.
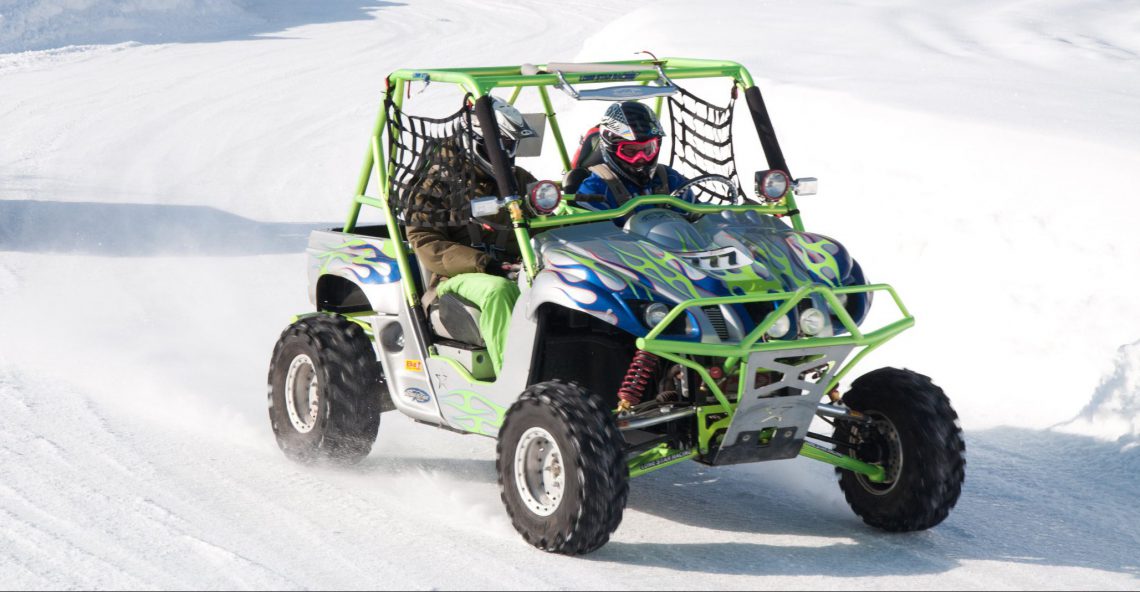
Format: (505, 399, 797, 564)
(472, 95, 518, 198)
(743, 86, 791, 178)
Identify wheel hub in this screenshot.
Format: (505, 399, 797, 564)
(513, 427, 565, 517)
(853, 411, 903, 495)
(284, 354, 320, 434)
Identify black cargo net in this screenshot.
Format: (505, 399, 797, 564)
(666, 85, 743, 204)
(386, 97, 481, 228)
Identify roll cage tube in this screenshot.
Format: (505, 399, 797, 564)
(527, 195, 794, 228)
(742, 85, 803, 232)
(472, 95, 520, 199)
(344, 58, 805, 303)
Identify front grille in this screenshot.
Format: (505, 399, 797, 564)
(701, 305, 730, 340)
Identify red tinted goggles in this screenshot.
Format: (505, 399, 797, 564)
(614, 138, 661, 164)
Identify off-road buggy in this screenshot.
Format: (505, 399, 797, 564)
(267, 58, 965, 555)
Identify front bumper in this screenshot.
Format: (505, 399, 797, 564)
(635, 283, 913, 465)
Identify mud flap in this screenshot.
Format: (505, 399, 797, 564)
(707, 345, 854, 465)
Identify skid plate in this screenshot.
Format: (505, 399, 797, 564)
(707, 344, 854, 465)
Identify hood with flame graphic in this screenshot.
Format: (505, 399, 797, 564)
(533, 210, 865, 337)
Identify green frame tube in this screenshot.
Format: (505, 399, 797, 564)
(386, 58, 755, 95)
(627, 444, 698, 478)
(637, 283, 912, 479)
(800, 442, 886, 483)
(537, 85, 571, 171)
(531, 194, 793, 229)
(627, 440, 886, 483)
(346, 88, 391, 232)
(638, 283, 913, 350)
(655, 350, 736, 418)
(507, 203, 540, 282)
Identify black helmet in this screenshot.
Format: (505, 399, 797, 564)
(464, 96, 537, 176)
(598, 101, 665, 186)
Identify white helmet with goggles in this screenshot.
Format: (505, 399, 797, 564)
(464, 96, 537, 175)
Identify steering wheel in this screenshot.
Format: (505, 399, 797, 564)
(668, 174, 739, 221)
(670, 174, 739, 204)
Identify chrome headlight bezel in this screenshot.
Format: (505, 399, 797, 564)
(800, 307, 827, 336)
(630, 300, 698, 337)
(766, 313, 792, 338)
(643, 302, 670, 328)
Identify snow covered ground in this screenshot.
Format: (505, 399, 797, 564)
(1, 0, 1138, 588)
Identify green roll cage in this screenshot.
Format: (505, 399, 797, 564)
(343, 58, 912, 481)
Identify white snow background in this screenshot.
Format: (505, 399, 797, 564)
(1, 0, 1138, 588)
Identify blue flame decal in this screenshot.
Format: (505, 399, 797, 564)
(315, 240, 399, 284)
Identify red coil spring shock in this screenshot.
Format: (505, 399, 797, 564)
(618, 350, 662, 409)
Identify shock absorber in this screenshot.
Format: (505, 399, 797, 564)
(617, 350, 662, 411)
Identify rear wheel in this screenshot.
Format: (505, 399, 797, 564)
(268, 315, 383, 464)
(496, 380, 628, 555)
(834, 367, 965, 531)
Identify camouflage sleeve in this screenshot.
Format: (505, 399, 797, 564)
(404, 168, 491, 278)
(407, 225, 490, 278)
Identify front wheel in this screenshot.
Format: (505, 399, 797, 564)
(496, 380, 628, 555)
(267, 315, 383, 464)
(834, 367, 965, 531)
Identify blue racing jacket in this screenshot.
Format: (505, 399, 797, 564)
(575, 165, 691, 213)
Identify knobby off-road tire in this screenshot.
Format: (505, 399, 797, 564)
(834, 367, 966, 532)
(496, 380, 629, 555)
(268, 315, 383, 464)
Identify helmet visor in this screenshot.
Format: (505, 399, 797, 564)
(615, 138, 660, 165)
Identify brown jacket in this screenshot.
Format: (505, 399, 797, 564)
(406, 165, 537, 306)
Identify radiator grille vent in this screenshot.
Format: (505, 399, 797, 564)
(701, 305, 730, 340)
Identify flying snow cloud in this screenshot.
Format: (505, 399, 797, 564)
(1061, 340, 1140, 449)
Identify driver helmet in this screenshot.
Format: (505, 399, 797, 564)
(464, 96, 537, 176)
(598, 101, 665, 186)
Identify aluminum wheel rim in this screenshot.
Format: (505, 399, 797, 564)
(513, 427, 565, 517)
(284, 354, 320, 434)
(855, 410, 903, 496)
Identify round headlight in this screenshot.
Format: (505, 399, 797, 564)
(643, 302, 670, 328)
(800, 307, 827, 336)
(529, 180, 562, 215)
(760, 170, 789, 202)
(766, 314, 791, 338)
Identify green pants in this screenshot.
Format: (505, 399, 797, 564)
(436, 273, 520, 375)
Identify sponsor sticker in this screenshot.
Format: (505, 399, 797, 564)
(402, 388, 431, 404)
(404, 360, 423, 372)
(641, 451, 691, 469)
(580, 72, 637, 82)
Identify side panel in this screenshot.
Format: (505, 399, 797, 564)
(425, 283, 541, 437)
(370, 301, 446, 424)
(306, 229, 402, 314)
(304, 231, 444, 422)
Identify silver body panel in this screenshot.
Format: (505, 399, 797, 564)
(424, 284, 540, 436)
(306, 229, 403, 314)
(370, 308, 444, 424)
